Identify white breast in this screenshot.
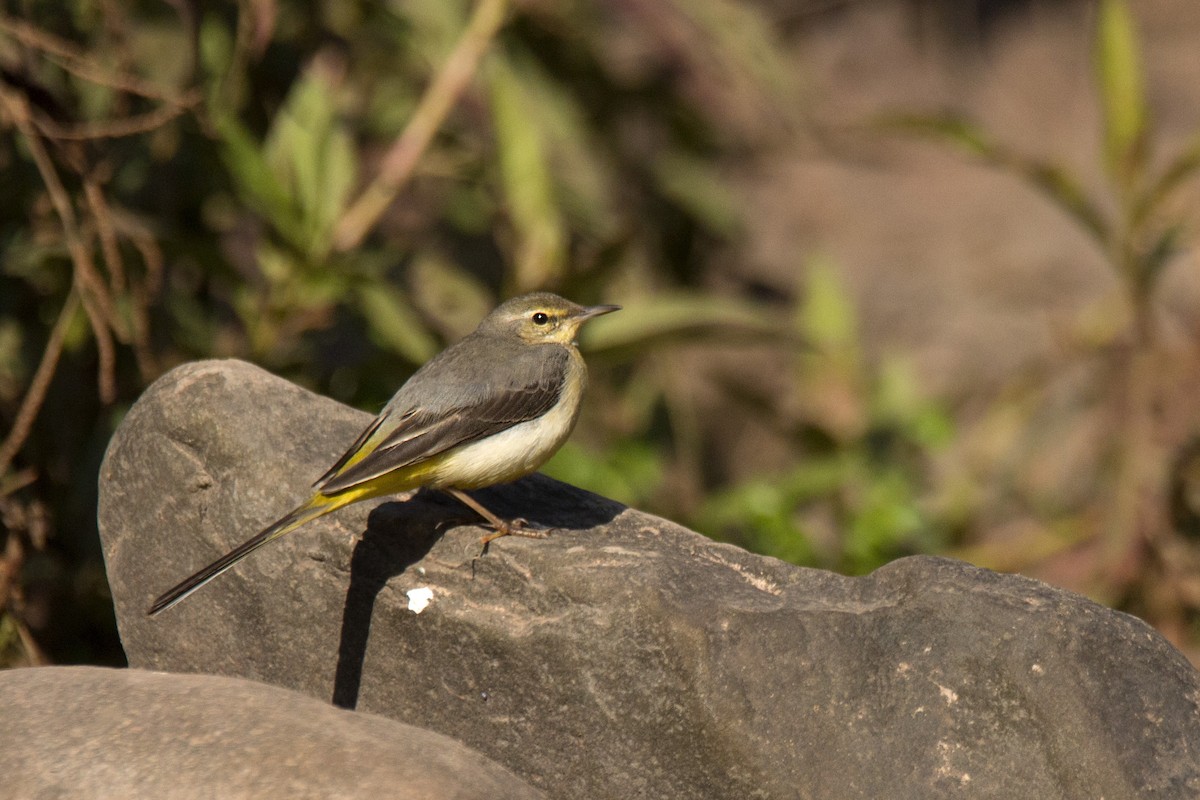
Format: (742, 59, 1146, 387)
(429, 352, 586, 489)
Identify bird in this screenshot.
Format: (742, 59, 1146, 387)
(147, 292, 619, 616)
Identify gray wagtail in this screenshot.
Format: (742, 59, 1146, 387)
(148, 292, 619, 615)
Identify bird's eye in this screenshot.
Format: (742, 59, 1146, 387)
(532, 312, 549, 325)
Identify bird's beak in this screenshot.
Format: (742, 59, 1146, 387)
(578, 304, 621, 320)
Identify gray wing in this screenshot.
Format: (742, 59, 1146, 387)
(315, 341, 569, 495)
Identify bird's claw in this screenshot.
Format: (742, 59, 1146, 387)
(472, 519, 555, 562)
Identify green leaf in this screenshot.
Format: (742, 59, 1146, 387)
(356, 282, 440, 364)
(488, 51, 567, 292)
(1094, 0, 1148, 185)
(799, 257, 856, 349)
(697, 477, 816, 565)
(408, 253, 495, 341)
(875, 113, 993, 158)
(579, 291, 792, 356)
(505, 49, 619, 241)
(1133, 132, 1200, 227)
(1137, 224, 1181, 297)
(213, 112, 307, 250)
(264, 60, 358, 260)
(871, 357, 954, 448)
(678, 0, 797, 119)
(542, 440, 664, 507)
(881, 113, 1111, 249)
(651, 151, 740, 237)
(845, 469, 924, 572)
(198, 13, 239, 111)
(1015, 160, 1111, 249)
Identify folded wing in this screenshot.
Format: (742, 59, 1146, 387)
(315, 347, 568, 495)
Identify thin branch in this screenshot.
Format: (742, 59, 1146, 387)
(0, 468, 37, 500)
(31, 95, 199, 141)
(0, 520, 50, 666)
(0, 87, 118, 403)
(14, 618, 49, 666)
(123, 223, 163, 379)
(333, 0, 510, 252)
(0, 291, 81, 478)
(83, 176, 129, 318)
(0, 15, 191, 105)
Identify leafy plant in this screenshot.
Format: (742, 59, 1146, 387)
(695, 260, 957, 574)
(882, 0, 1200, 630)
(0, 0, 798, 665)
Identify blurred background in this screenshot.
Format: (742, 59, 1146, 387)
(3, 0, 1200, 668)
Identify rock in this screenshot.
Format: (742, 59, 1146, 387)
(0, 665, 544, 800)
(100, 359, 1200, 799)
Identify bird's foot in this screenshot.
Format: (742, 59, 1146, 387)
(479, 518, 551, 547)
(474, 519, 558, 561)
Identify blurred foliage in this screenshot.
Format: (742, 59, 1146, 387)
(696, 260, 957, 573)
(0, 0, 811, 666)
(885, 0, 1200, 647)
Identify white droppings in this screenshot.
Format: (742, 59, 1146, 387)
(406, 587, 434, 614)
(938, 684, 958, 704)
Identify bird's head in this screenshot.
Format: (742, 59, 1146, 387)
(478, 292, 620, 345)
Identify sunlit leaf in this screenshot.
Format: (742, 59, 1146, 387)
(504, 47, 619, 240)
(680, 0, 797, 119)
(356, 282, 440, 364)
(698, 477, 816, 566)
(198, 13, 234, 99)
(877, 113, 993, 157)
(264, 58, 357, 259)
(542, 440, 664, 507)
(870, 357, 953, 446)
(488, 51, 567, 292)
(799, 257, 856, 349)
(213, 113, 307, 250)
(408, 252, 494, 341)
(580, 291, 791, 355)
(1094, 0, 1147, 186)
(652, 151, 740, 237)
(845, 469, 924, 572)
(401, 0, 472, 65)
(62, 298, 92, 352)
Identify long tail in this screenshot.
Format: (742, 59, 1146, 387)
(147, 496, 344, 616)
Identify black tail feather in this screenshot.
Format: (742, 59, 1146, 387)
(147, 502, 325, 616)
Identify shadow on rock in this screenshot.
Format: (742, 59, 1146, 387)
(333, 477, 624, 709)
(334, 492, 444, 709)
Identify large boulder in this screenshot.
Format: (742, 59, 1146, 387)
(0, 665, 544, 799)
(100, 359, 1200, 799)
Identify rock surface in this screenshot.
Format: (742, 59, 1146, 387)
(0, 665, 544, 800)
(100, 359, 1200, 799)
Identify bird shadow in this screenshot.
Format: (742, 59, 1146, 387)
(330, 476, 625, 709)
(331, 492, 446, 709)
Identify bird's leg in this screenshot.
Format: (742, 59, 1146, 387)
(443, 488, 550, 549)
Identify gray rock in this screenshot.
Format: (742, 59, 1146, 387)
(0, 665, 544, 800)
(100, 359, 1200, 799)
